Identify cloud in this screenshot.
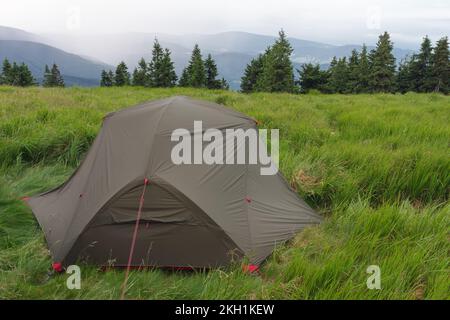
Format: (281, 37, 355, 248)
(0, 0, 448, 47)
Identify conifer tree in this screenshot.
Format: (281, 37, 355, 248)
(9, 62, 19, 85)
(131, 68, 139, 86)
(347, 49, 360, 93)
(159, 48, 178, 87)
(50, 64, 64, 87)
(1, 58, 13, 85)
(326, 57, 349, 93)
(256, 30, 294, 92)
(148, 39, 164, 87)
(179, 44, 206, 87)
(368, 32, 396, 93)
(328, 56, 338, 71)
(409, 36, 433, 92)
(396, 56, 414, 94)
(204, 54, 221, 89)
(178, 68, 190, 87)
(430, 37, 449, 94)
(100, 70, 109, 86)
(43, 64, 53, 87)
(297, 63, 328, 93)
(12, 63, 35, 87)
(189, 44, 206, 87)
(240, 54, 264, 93)
(114, 61, 130, 86)
(100, 70, 114, 87)
(107, 70, 115, 86)
(356, 44, 370, 93)
(404, 53, 420, 92)
(132, 58, 149, 86)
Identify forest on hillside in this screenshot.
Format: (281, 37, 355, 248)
(1, 31, 448, 94)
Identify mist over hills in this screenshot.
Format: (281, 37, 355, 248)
(0, 40, 109, 86)
(0, 25, 44, 43)
(1, 26, 413, 89)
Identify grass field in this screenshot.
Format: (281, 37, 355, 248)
(0, 86, 448, 299)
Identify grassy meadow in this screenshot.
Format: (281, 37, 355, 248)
(0, 86, 448, 299)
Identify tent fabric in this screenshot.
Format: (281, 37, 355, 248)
(27, 96, 322, 268)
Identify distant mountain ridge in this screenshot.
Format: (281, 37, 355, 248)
(0, 27, 112, 86)
(1, 26, 413, 89)
(42, 30, 413, 89)
(0, 25, 43, 43)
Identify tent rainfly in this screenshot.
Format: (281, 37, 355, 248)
(26, 96, 321, 271)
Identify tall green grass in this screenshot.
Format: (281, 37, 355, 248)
(0, 86, 449, 299)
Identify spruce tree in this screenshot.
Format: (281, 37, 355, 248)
(50, 64, 64, 87)
(256, 30, 294, 92)
(329, 56, 338, 68)
(9, 62, 19, 86)
(322, 56, 336, 93)
(404, 53, 420, 91)
(368, 32, 396, 93)
(100, 70, 114, 87)
(12, 63, 35, 87)
(131, 68, 140, 86)
(179, 44, 206, 87)
(132, 58, 149, 86)
(100, 70, 108, 86)
(189, 44, 206, 87)
(108, 70, 115, 86)
(178, 68, 190, 87)
(108, 70, 116, 86)
(1, 58, 13, 85)
(430, 37, 449, 94)
(204, 54, 221, 89)
(297, 63, 328, 93)
(326, 57, 349, 93)
(356, 44, 370, 93)
(159, 48, 178, 87)
(43, 64, 53, 87)
(410, 36, 433, 92)
(114, 61, 130, 86)
(148, 39, 164, 87)
(240, 54, 264, 93)
(396, 56, 413, 94)
(22, 63, 35, 86)
(347, 49, 360, 93)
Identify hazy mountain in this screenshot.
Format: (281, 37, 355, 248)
(0, 25, 44, 43)
(42, 30, 412, 89)
(0, 39, 112, 86)
(1, 26, 413, 89)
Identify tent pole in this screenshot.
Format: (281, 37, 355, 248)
(120, 178, 149, 300)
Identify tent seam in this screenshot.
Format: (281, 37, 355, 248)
(55, 124, 108, 261)
(144, 97, 178, 176)
(243, 129, 255, 260)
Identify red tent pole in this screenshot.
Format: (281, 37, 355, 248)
(120, 178, 149, 300)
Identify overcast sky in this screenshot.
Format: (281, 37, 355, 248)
(1, 0, 449, 48)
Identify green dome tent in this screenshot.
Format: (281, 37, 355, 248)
(26, 96, 321, 271)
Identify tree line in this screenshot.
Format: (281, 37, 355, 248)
(101, 39, 229, 90)
(1, 31, 448, 94)
(241, 30, 449, 94)
(0, 59, 35, 87)
(0, 58, 65, 87)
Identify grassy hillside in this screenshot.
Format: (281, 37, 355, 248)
(0, 86, 448, 299)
